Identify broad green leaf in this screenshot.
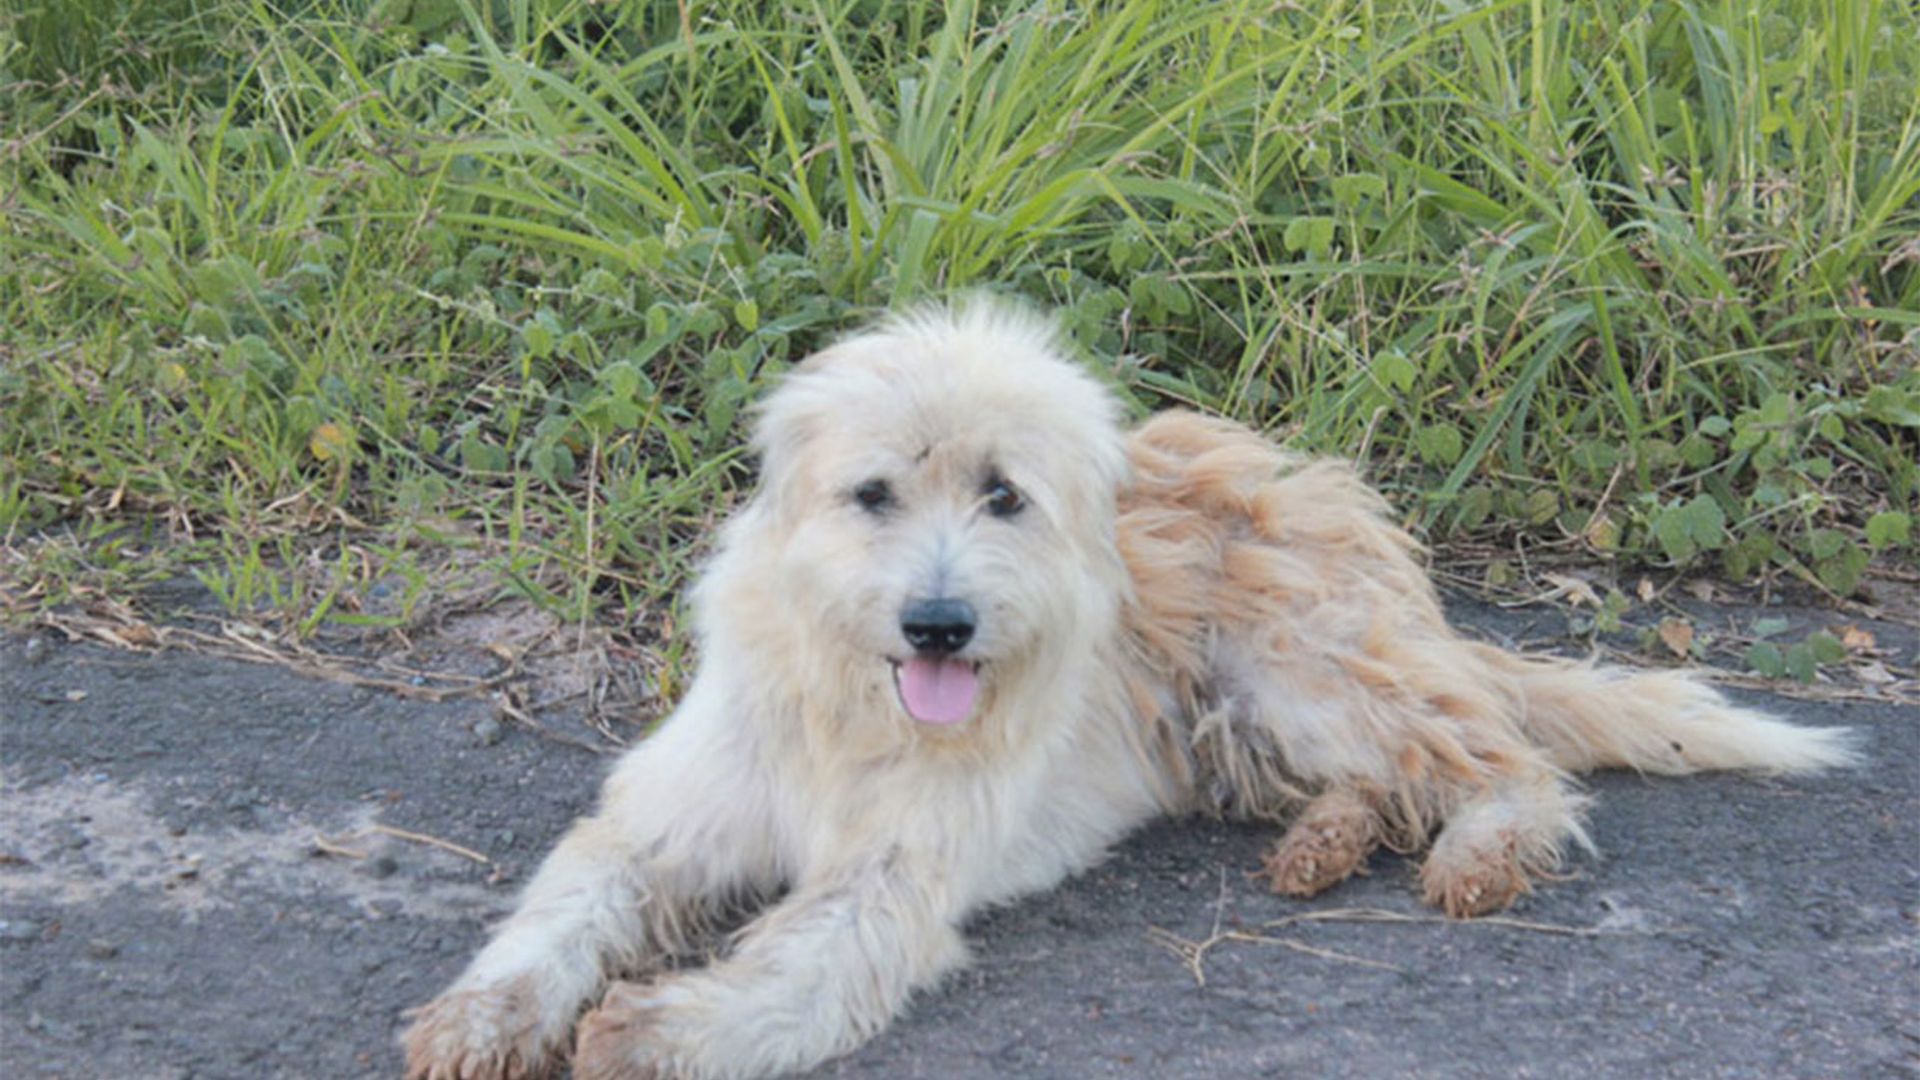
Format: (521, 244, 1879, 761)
(1373, 348, 1417, 393)
(521, 314, 558, 360)
(1455, 486, 1494, 531)
(1746, 641, 1785, 678)
(1816, 545, 1868, 597)
(1414, 423, 1464, 466)
(1806, 528, 1847, 561)
(1866, 511, 1912, 549)
(1283, 216, 1337, 256)
(1806, 631, 1846, 666)
(1331, 173, 1387, 207)
(1784, 643, 1816, 683)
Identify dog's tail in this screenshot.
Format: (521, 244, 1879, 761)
(1475, 646, 1861, 775)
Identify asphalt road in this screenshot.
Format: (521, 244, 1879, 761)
(2, 599, 1915, 1079)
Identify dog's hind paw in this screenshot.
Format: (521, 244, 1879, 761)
(1419, 837, 1531, 918)
(1258, 789, 1380, 897)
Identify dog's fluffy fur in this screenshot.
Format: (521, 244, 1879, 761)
(404, 304, 1858, 1080)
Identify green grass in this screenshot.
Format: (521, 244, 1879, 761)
(3, 0, 1916, 639)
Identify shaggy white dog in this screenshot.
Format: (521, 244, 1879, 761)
(404, 303, 1856, 1080)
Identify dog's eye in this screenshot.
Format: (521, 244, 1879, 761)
(983, 477, 1025, 518)
(853, 479, 894, 513)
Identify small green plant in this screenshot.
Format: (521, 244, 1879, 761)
(1744, 619, 1851, 684)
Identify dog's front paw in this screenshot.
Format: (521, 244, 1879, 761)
(403, 978, 563, 1080)
(572, 980, 680, 1080)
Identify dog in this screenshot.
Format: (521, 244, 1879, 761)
(403, 302, 1857, 1079)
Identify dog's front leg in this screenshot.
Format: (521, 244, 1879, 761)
(404, 676, 780, 1080)
(572, 845, 965, 1080)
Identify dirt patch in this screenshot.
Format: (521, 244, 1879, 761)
(1, 774, 503, 922)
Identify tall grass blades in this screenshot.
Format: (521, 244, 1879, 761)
(3, 0, 1914, 628)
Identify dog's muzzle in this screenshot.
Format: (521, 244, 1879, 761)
(893, 598, 981, 725)
(900, 598, 976, 655)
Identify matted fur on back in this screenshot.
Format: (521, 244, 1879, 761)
(1113, 410, 1856, 836)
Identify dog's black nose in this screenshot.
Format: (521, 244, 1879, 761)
(901, 598, 976, 655)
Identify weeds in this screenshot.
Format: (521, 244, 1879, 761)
(2, 0, 1915, 673)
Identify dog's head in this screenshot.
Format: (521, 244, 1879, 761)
(719, 302, 1129, 734)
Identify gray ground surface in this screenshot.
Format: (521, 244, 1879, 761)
(2, 597, 1916, 1079)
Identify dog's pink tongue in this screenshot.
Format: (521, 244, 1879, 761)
(898, 657, 979, 725)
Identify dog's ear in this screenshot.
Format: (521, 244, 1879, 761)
(751, 344, 857, 480)
(792, 345, 847, 374)
(743, 357, 841, 521)
(748, 336, 895, 506)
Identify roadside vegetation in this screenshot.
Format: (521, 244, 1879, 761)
(3, 0, 1916, 680)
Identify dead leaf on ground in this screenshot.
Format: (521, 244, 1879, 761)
(1837, 625, 1877, 653)
(1583, 514, 1620, 550)
(1856, 661, 1894, 685)
(1544, 573, 1601, 608)
(1656, 617, 1694, 659)
(1636, 577, 1656, 603)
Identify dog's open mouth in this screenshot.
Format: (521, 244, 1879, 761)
(889, 657, 981, 726)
